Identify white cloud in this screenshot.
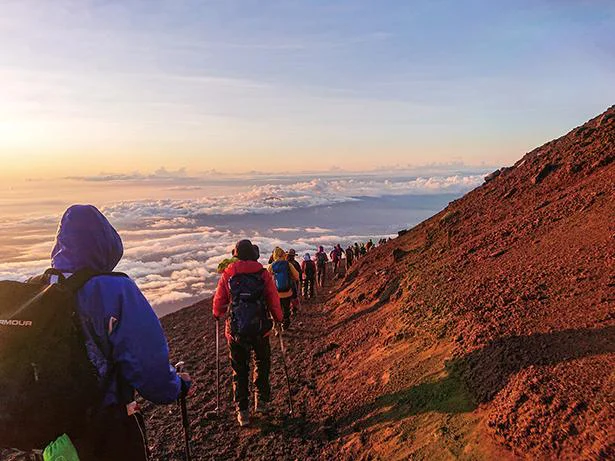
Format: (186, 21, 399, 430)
(0, 172, 480, 313)
(101, 174, 482, 222)
(305, 226, 332, 233)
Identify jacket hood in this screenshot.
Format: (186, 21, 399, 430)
(51, 205, 123, 272)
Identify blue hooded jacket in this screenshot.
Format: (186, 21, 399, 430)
(51, 205, 181, 407)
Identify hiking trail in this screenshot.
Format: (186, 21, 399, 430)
(147, 106, 614, 460)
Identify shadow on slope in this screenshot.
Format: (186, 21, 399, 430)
(338, 326, 615, 433)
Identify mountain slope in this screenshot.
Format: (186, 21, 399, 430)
(148, 106, 614, 460)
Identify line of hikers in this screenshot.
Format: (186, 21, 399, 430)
(0, 205, 383, 461)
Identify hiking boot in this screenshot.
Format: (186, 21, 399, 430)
(237, 409, 250, 427)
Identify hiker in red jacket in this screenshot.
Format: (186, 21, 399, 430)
(213, 240, 283, 427)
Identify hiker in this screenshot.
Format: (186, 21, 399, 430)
(360, 243, 367, 257)
(286, 249, 302, 314)
(330, 244, 344, 276)
(315, 245, 328, 287)
(366, 239, 374, 251)
(354, 242, 361, 260)
(0, 205, 191, 461)
(268, 247, 300, 330)
(301, 253, 316, 299)
(212, 240, 283, 427)
(345, 245, 354, 269)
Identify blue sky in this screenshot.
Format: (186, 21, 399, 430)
(0, 0, 613, 178)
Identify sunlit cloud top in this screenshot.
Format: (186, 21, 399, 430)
(1, 0, 614, 179)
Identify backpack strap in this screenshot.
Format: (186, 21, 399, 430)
(61, 270, 129, 293)
(60, 270, 130, 411)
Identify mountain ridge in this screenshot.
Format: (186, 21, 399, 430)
(147, 105, 614, 460)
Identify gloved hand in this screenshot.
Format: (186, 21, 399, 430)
(179, 372, 194, 397)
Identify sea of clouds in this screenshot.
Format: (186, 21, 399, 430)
(0, 173, 484, 315)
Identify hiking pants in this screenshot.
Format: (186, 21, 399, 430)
(333, 259, 340, 274)
(303, 276, 315, 298)
(0, 409, 149, 461)
(280, 297, 292, 328)
(317, 264, 326, 287)
(229, 336, 271, 411)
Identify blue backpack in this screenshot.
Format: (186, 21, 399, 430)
(272, 260, 291, 292)
(229, 270, 270, 337)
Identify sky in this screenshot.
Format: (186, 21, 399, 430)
(1, 0, 614, 180)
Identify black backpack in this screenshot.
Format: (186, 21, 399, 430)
(0, 269, 124, 450)
(229, 270, 271, 338)
(316, 252, 327, 267)
(304, 260, 316, 278)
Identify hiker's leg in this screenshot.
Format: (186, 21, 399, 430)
(281, 297, 291, 328)
(253, 336, 272, 403)
(229, 340, 250, 411)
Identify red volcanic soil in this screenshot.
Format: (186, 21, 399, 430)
(145, 107, 614, 460)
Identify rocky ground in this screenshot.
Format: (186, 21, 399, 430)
(146, 106, 614, 460)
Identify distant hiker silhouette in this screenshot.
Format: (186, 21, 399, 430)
(286, 248, 302, 314)
(330, 244, 344, 276)
(315, 246, 328, 287)
(345, 245, 354, 269)
(301, 253, 316, 299)
(213, 240, 283, 427)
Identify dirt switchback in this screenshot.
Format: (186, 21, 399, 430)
(147, 106, 614, 460)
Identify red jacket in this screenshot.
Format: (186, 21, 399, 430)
(213, 260, 283, 341)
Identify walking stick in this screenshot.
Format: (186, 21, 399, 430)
(215, 317, 220, 415)
(175, 361, 192, 461)
(277, 328, 294, 415)
(204, 318, 220, 420)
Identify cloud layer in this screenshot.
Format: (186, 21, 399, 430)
(101, 175, 483, 222)
(0, 173, 482, 315)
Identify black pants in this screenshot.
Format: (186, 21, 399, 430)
(229, 336, 271, 411)
(303, 276, 315, 298)
(317, 264, 326, 287)
(333, 260, 340, 274)
(280, 297, 292, 328)
(76, 409, 149, 461)
(1, 411, 149, 461)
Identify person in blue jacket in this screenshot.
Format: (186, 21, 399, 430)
(49, 205, 191, 460)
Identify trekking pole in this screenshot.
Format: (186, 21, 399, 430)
(215, 318, 220, 415)
(277, 327, 294, 416)
(175, 361, 192, 461)
(204, 318, 220, 419)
